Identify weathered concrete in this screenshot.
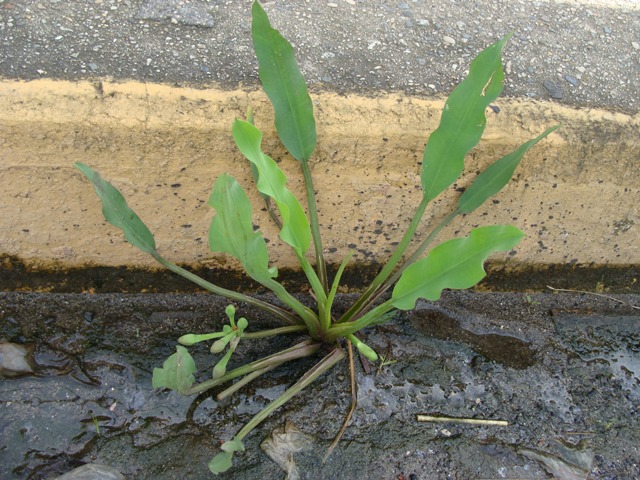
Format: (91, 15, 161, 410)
(0, 0, 638, 284)
(0, 79, 638, 276)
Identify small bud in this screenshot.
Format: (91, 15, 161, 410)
(237, 317, 248, 332)
(211, 332, 234, 353)
(212, 362, 227, 379)
(178, 332, 223, 346)
(355, 341, 378, 362)
(347, 334, 378, 362)
(178, 334, 199, 346)
(212, 348, 234, 378)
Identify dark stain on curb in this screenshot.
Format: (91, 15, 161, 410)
(1, 254, 638, 294)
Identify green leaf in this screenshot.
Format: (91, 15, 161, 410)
(221, 439, 245, 453)
(208, 451, 233, 475)
(251, 0, 316, 162)
(421, 34, 511, 202)
(458, 126, 559, 214)
(209, 440, 244, 475)
(152, 345, 196, 394)
(74, 163, 157, 255)
(391, 225, 524, 309)
(232, 119, 311, 255)
(208, 174, 277, 283)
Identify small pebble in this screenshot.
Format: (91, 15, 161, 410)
(565, 75, 579, 86)
(443, 35, 455, 46)
(543, 79, 564, 99)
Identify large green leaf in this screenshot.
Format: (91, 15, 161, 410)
(232, 119, 311, 255)
(251, 0, 316, 162)
(152, 345, 196, 394)
(391, 225, 524, 309)
(457, 126, 559, 213)
(208, 173, 277, 283)
(74, 162, 157, 255)
(421, 34, 511, 202)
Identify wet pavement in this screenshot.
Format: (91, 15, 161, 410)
(1, 290, 639, 479)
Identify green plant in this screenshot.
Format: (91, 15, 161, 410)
(74, 1, 557, 474)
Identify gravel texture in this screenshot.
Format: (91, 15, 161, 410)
(0, 0, 638, 113)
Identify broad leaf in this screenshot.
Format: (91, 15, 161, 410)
(152, 345, 196, 394)
(74, 163, 156, 255)
(458, 126, 559, 214)
(251, 0, 316, 162)
(422, 34, 511, 202)
(391, 225, 524, 309)
(232, 119, 311, 255)
(208, 173, 277, 283)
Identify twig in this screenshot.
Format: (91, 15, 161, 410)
(416, 415, 509, 426)
(323, 340, 357, 462)
(546, 285, 640, 310)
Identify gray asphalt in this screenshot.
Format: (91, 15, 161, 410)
(0, 0, 638, 114)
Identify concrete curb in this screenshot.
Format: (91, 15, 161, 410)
(0, 79, 637, 279)
(0, 1, 638, 290)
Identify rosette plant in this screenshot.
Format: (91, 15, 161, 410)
(75, 1, 556, 474)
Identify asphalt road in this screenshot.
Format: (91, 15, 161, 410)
(0, 0, 638, 114)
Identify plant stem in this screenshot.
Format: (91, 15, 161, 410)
(322, 251, 354, 331)
(263, 279, 320, 337)
(234, 347, 346, 442)
(153, 254, 300, 326)
(323, 340, 356, 462)
(243, 325, 307, 340)
(185, 340, 320, 396)
(297, 254, 328, 323)
(216, 365, 277, 401)
(359, 209, 460, 314)
(338, 195, 430, 323)
(326, 299, 396, 341)
(301, 161, 328, 294)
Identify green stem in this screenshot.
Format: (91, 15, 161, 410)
(356, 209, 460, 316)
(185, 340, 320, 396)
(297, 254, 327, 323)
(381, 209, 459, 292)
(153, 254, 300, 326)
(263, 279, 320, 337)
(234, 347, 346, 441)
(243, 325, 307, 340)
(338, 195, 430, 323)
(322, 250, 354, 331)
(301, 161, 328, 294)
(216, 365, 277, 401)
(327, 299, 396, 341)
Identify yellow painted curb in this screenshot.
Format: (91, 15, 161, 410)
(0, 79, 638, 274)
